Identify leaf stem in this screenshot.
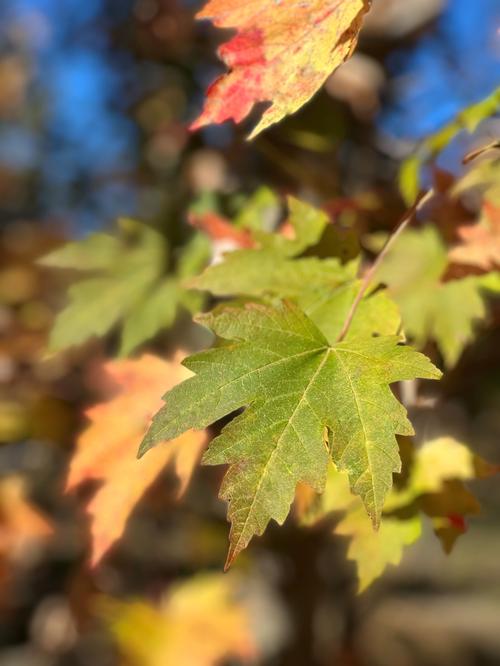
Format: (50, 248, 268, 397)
(337, 188, 435, 342)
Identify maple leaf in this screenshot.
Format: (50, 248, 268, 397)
(40, 219, 209, 355)
(393, 436, 498, 553)
(193, 248, 353, 300)
(300, 436, 495, 591)
(140, 300, 439, 566)
(0, 476, 53, 560)
(102, 573, 257, 666)
(421, 481, 480, 553)
(0, 476, 53, 604)
(382, 436, 494, 559)
(66, 354, 206, 565)
(190, 196, 357, 298)
(336, 502, 421, 592)
(450, 201, 500, 270)
(374, 225, 500, 367)
(191, 195, 401, 342)
(298, 463, 421, 592)
(191, 0, 371, 138)
(300, 281, 401, 343)
(402, 436, 490, 497)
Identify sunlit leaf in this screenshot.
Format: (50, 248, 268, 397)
(375, 225, 500, 366)
(41, 220, 209, 355)
(450, 203, 500, 271)
(103, 573, 257, 666)
(0, 476, 53, 559)
(301, 437, 495, 590)
(337, 501, 421, 592)
(66, 354, 207, 565)
(192, 196, 400, 342)
(191, 0, 371, 137)
(140, 300, 439, 566)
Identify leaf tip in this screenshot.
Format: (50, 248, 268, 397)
(89, 551, 103, 571)
(363, 502, 382, 531)
(88, 534, 112, 570)
(428, 361, 443, 380)
(246, 125, 261, 141)
(224, 547, 237, 572)
(136, 437, 150, 459)
(188, 117, 203, 134)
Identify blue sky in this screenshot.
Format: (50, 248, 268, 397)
(0, 0, 498, 230)
(378, 0, 500, 139)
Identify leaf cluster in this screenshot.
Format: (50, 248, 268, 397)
(40, 219, 209, 355)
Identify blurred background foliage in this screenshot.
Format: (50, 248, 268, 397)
(0, 1, 500, 665)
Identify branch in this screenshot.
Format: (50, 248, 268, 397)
(337, 188, 435, 342)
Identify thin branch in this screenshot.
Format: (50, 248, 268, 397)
(336, 188, 435, 343)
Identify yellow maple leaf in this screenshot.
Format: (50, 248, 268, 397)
(191, 0, 371, 138)
(66, 353, 207, 566)
(298, 436, 498, 591)
(336, 502, 421, 593)
(102, 573, 258, 666)
(307, 466, 421, 592)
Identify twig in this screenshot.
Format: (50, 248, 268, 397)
(462, 139, 500, 164)
(336, 188, 435, 342)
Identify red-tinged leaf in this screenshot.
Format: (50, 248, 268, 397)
(188, 211, 255, 248)
(191, 0, 371, 138)
(446, 513, 467, 532)
(66, 354, 207, 566)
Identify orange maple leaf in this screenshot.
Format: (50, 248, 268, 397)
(0, 476, 53, 604)
(191, 0, 371, 138)
(449, 201, 500, 270)
(66, 354, 207, 566)
(0, 476, 53, 558)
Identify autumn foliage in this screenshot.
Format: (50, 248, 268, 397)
(2, 1, 500, 663)
(191, 0, 371, 136)
(66, 354, 206, 565)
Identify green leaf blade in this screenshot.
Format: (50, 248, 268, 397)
(140, 301, 440, 561)
(119, 280, 179, 357)
(48, 276, 147, 352)
(38, 233, 121, 271)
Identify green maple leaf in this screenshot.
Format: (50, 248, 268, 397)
(192, 195, 402, 341)
(191, 196, 358, 298)
(40, 219, 209, 355)
(191, 248, 353, 300)
(140, 300, 440, 565)
(374, 225, 500, 366)
(300, 281, 401, 343)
